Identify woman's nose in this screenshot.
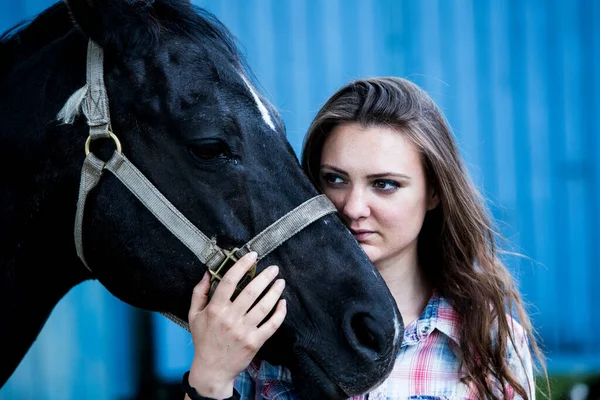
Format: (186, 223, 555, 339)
(341, 188, 370, 221)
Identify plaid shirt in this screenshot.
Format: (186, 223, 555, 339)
(234, 293, 535, 399)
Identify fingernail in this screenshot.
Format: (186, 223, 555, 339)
(275, 279, 286, 289)
(248, 251, 258, 262)
(201, 271, 208, 281)
(269, 265, 279, 275)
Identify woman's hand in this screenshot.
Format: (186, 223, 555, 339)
(186, 252, 287, 399)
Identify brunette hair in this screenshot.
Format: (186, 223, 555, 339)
(301, 77, 547, 399)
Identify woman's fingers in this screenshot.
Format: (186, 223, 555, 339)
(210, 251, 258, 305)
(186, 252, 288, 392)
(188, 271, 210, 321)
(230, 264, 280, 317)
(254, 299, 287, 344)
(243, 278, 286, 327)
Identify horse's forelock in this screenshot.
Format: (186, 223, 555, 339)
(57, 85, 88, 125)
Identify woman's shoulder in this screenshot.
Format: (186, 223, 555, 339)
(499, 314, 533, 369)
(491, 312, 530, 349)
(431, 295, 533, 370)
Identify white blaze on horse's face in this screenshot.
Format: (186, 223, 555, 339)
(239, 73, 276, 132)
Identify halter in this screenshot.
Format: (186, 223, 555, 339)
(73, 40, 337, 331)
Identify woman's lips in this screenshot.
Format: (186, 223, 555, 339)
(350, 229, 374, 241)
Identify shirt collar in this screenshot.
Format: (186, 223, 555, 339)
(431, 293, 461, 345)
(401, 291, 461, 348)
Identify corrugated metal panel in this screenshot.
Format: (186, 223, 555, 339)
(0, 282, 137, 400)
(1, 0, 598, 397)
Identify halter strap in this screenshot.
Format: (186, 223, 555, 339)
(76, 151, 335, 273)
(83, 41, 111, 139)
(73, 39, 337, 331)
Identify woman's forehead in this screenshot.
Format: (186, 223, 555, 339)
(321, 123, 422, 172)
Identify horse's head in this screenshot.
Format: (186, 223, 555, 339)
(7, 0, 403, 397)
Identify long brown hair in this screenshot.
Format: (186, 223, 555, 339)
(301, 77, 547, 399)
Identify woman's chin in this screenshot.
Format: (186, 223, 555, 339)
(360, 244, 381, 264)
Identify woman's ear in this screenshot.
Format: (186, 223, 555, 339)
(427, 187, 440, 211)
(64, 0, 158, 50)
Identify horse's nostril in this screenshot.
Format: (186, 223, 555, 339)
(348, 313, 384, 357)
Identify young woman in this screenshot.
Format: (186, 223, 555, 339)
(183, 77, 546, 399)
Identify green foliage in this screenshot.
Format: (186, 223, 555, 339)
(537, 374, 600, 400)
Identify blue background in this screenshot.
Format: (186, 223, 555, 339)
(1, 0, 599, 398)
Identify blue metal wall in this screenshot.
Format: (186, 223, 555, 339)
(1, 0, 599, 398)
(0, 282, 137, 400)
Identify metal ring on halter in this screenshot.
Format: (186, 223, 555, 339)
(84, 131, 122, 155)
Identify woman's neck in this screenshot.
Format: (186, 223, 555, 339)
(375, 246, 432, 327)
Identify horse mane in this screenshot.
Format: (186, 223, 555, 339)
(0, 2, 74, 78)
(0, 0, 259, 126)
(0, 2, 74, 47)
(0, 1, 250, 78)
(163, 3, 244, 64)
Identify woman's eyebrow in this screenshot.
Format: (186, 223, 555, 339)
(366, 172, 411, 180)
(321, 165, 411, 180)
(320, 165, 348, 175)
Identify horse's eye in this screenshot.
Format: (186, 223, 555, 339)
(188, 139, 232, 162)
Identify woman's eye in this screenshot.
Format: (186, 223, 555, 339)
(189, 140, 232, 162)
(373, 179, 399, 191)
(322, 173, 345, 185)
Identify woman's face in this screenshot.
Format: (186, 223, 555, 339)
(319, 122, 438, 269)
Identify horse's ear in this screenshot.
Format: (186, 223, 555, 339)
(64, 0, 159, 50)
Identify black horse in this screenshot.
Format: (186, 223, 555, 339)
(0, 1, 402, 398)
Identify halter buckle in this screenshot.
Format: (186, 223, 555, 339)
(209, 248, 257, 296)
